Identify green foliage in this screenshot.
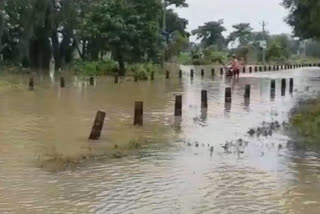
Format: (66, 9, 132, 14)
(0, 0, 188, 73)
(290, 98, 320, 145)
(305, 40, 320, 57)
(165, 31, 189, 61)
(83, 0, 163, 75)
(227, 23, 253, 47)
(165, 0, 188, 7)
(233, 47, 250, 62)
(72, 60, 118, 76)
(188, 45, 226, 65)
(202, 46, 227, 64)
(266, 34, 292, 61)
(283, 0, 320, 39)
(166, 9, 189, 36)
(192, 20, 226, 50)
(127, 63, 160, 80)
(178, 52, 192, 65)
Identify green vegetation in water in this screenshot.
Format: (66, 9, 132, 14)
(68, 59, 161, 80)
(71, 59, 118, 76)
(127, 63, 161, 80)
(37, 126, 176, 172)
(290, 98, 320, 146)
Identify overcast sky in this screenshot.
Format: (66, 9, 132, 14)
(176, 0, 292, 41)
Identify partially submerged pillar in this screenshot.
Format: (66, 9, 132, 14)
(89, 76, 94, 86)
(271, 80, 276, 91)
(271, 80, 276, 98)
(289, 78, 294, 93)
(134, 101, 143, 126)
(281, 79, 286, 90)
(281, 79, 286, 96)
(175, 95, 182, 116)
(114, 73, 119, 84)
(244, 84, 251, 99)
(201, 90, 208, 109)
(225, 87, 232, 103)
(60, 77, 65, 88)
(29, 77, 34, 90)
(89, 111, 106, 140)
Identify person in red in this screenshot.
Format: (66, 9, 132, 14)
(230, 54, 240, 77)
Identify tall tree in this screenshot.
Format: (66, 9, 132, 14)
(227, 23, 253, 47)
(283, 0, 320, 39)
(166, 9, 188, 36)
(165, 0, 188, 7)
(192, 20, 226, 50)
(84, 0, 162, 75)
(267, 34, 292, 60)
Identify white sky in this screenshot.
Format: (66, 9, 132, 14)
(176, 0, 292, 41)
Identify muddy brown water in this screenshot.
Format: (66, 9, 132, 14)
(0, 66, 320, 214)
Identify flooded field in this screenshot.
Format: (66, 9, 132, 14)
(0, 66, 320, 214)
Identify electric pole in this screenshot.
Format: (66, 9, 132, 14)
(261, 21, 267, 64)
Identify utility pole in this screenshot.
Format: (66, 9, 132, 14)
(261, 21, 267, 64)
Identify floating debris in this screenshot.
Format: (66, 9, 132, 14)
(247, 121, 281, 138)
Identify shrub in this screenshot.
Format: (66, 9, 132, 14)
(290, 98, 320, 145)
(127, 63, 160, 80)
(178, 52, 192, 65)
(72, 59, 118, 76)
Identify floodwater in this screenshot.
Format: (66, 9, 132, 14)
(0, 66, 320, 214)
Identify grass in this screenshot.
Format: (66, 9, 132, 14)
(290, 98, 320, 146)
(36, 125, 176, 172)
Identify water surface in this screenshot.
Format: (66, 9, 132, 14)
(0, 66, 320, 214)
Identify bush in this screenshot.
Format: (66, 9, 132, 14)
(189, 46, 227, 65)
(127, 63, 160, 80)
(290, 98, 320, 145)
(178, 52, 192, 65)
(72, 59, 118, 76)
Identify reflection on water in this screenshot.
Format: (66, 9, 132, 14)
(0, 66, 320, 213)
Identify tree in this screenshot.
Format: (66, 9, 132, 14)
(305, 40, 320, 57)
(165, 0, 188, 7)
(192, 20, 226, 50)
(283, 0, 320, 39)
(165, 31, 189, 61)
(1, 0, 186, 73)
(227, 23, 253, 47)
(166, 9, 188, 36)
(267, 34, 291, 61)
(1, 0, 81, 70)
(84, 0, 163, 75)
(0, 1, 5, 55)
